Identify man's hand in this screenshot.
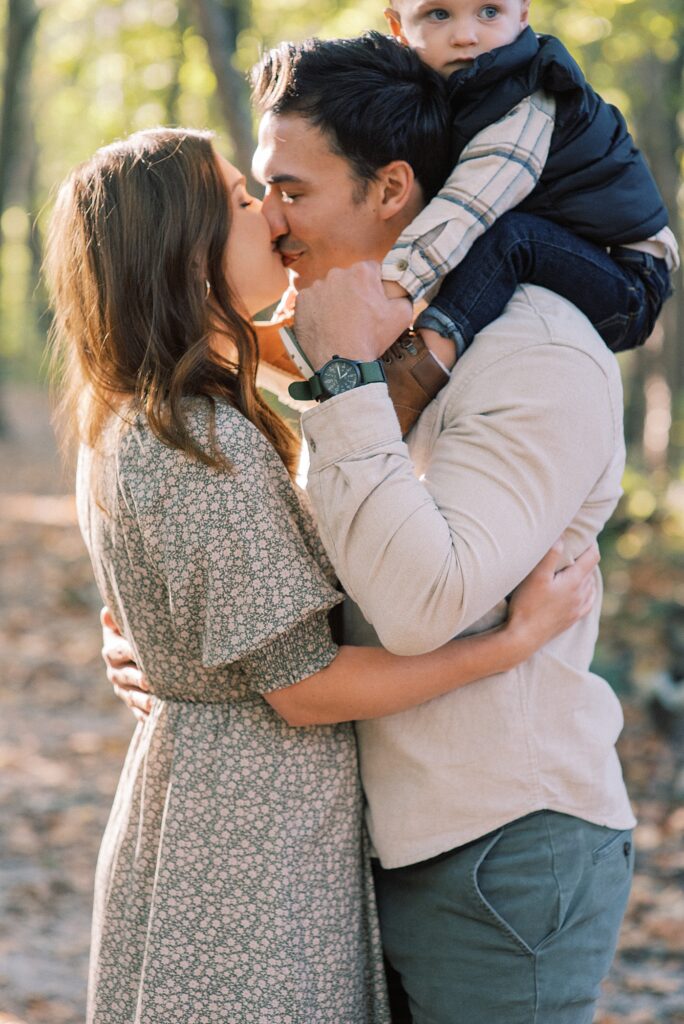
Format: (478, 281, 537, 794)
(101, 607, 154, 722)
(294, 261, 412, 369)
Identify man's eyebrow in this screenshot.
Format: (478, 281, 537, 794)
(266, 174, 307, 185)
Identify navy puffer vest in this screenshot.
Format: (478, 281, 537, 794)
(446, 28, 668, 245)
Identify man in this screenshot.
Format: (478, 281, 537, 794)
(107, 33, 635, 1023)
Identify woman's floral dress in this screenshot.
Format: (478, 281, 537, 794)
(77, 399, 389, 1024)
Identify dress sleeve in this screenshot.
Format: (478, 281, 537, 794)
(233, 609, 339, 694)
(133, 404, 343, 679)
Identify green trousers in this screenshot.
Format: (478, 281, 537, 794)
(373, 811, 634, 1024)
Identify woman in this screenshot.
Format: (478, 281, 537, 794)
(46, 128, 598, 1023)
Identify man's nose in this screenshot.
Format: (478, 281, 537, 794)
(261, 189, 289, 242)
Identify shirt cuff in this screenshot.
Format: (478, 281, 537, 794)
(301, 383, 403, 469)
(382, 249, 438, 302)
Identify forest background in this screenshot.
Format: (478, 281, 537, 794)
(1, 0, 684, 1022)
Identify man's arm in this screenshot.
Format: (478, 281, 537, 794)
(302, 300, 622, 656)
(382, 91, 556, 303)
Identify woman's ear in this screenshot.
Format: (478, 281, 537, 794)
(384, 7, 409, 45)
(374, 161, 416, 221)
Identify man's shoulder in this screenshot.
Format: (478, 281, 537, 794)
(445, 285, 622, 404)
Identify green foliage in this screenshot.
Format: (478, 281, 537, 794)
(10, 0, 684, 240)
(35, 2, 214, 202)
(594, 464, 684, 691)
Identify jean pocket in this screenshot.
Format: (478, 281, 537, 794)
(591, 828, 633, 865)
(595, 310, 635, 331)
(611, 247, 654, 274)
(594, 308, 640, 352)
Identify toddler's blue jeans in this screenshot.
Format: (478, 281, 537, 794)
(418, 211, 672, 356)
(373, 810, 634, 1024)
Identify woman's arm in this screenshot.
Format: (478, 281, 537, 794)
(102, 543, 598, 726)
(266, 542, 598, 726)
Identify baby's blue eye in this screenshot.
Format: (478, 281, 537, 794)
(426, 8, 450, 20)
(480, 5, 499, 18)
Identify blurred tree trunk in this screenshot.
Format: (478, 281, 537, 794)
(26, 111, 48, 343)
(190, 0, 257, 190)
(167, 3, 191, 125)
(0, 0, 39, 215)
(0, 0, 40, 434)
(628, 49, 683, 470)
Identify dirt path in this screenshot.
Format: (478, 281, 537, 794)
(0, 387, 682, 1024)
(0, 387, 132, 1023)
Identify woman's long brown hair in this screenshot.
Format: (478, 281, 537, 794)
(46, 127, 299, 477)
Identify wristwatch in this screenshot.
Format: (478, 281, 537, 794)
(288, 355, 386, 402)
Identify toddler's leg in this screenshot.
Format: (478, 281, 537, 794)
(418, 211, 671, 355)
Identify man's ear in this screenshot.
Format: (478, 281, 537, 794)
(374, 161, 416, 220)
(520, 0, 531, 29)
(384, 7, 408, 45)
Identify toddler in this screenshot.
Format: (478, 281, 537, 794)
(382, 0, 679, 357)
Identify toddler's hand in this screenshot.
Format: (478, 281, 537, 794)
(382, 280, 411, 302)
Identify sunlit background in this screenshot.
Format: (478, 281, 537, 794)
(0, 1, 683, 1022)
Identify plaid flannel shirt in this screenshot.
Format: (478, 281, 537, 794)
(383, 90, 556, 302)
(383, 89, 679, 303)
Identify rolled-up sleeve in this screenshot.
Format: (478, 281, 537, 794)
(302, 337, 621, 656)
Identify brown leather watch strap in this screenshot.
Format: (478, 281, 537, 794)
(381, 329, 450, 436)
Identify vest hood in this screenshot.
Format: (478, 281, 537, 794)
(443, 27, 669, 246)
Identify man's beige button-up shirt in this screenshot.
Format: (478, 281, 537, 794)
(302, 285, 636, 869)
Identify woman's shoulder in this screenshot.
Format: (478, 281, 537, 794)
(115, 397, 293, 512)
(117, 397, 271, 469)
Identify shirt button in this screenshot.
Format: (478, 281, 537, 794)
(309, 438, 317, 452)
(395, 258, 409, 271)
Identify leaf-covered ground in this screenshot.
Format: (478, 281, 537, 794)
(1, 386, 683, 1024)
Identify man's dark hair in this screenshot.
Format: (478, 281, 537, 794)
(251, 32, 451, 202)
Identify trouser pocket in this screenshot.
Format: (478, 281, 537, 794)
(592, 827, 633, 865)
(472, 813, 561, 955)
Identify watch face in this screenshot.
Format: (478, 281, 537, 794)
(320, 359, 361, 395)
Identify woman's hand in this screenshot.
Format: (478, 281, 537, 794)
(101, 607, 154, 722)
(506, 542, 600, 661)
